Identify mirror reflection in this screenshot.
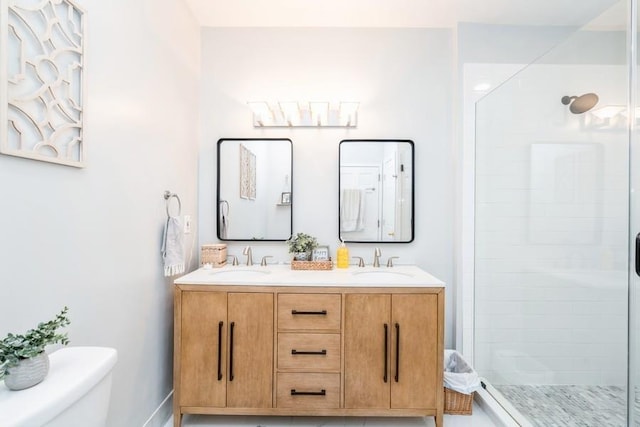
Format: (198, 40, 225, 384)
(217, 138, 292, 241)
(339, 139, 414, 243)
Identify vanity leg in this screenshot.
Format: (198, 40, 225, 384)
(435, 410, 443, 427)
(173, 411, 182, 427)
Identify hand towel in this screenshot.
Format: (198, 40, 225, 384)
(340, 189, 366, 232)
(162, 216, 184, 277)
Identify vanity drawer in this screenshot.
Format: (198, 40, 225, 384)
(278, 333, 340, 371)
(278, 294, 341, 331)
(276, 373, 340, 409)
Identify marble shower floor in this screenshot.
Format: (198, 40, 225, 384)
(494, 385, 625, 427)
(165, 403, 499, 427)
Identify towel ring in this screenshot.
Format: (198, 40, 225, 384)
(219, 200, 229, 217)
(164, 191, 182, 217)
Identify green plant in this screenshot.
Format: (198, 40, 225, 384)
(287, 232, 318, 253)
(0, 306, 70, 379)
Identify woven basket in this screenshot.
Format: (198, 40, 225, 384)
(444, 387, 473, 415)
(291, 260, 333, 270)
(201, 244, 227, 267)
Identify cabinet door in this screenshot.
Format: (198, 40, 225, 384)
(180, 291, 227, 407)
(344, 294, 391, 409)
(227, 292, 274, 408)
(391, 294, 438, 409)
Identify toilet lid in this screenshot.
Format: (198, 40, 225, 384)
(0, 347, 117, 427)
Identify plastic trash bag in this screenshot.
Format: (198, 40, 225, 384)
(444, 350, 482, 395)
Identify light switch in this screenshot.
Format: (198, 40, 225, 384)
(184, 215, 191, 234)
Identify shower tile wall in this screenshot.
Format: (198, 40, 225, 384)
(474, 64, 629, 387)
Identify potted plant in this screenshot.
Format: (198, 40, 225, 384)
(0, 306, 70, 390)
(287, 232, 318, 261)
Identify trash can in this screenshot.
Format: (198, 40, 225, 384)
(443, 350, 481, 415)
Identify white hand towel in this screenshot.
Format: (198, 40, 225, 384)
(162, 216, 185, 277)
(340, 189, 366, 232)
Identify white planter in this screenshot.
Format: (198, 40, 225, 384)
(293, 252, 310, 261)
(4, 353, 50, 390)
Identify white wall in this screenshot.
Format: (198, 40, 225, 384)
(198, 27, 456, 346)
(0, 0, 200, 425)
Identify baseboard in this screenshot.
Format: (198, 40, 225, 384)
(143, 390, 173, 427)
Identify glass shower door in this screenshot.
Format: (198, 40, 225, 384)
(630, 2, 640, 424)
(473, 1, 630, 425)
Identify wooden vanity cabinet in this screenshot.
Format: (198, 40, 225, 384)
(344, 294, 439, 410)
(174, 284, 443, 427)
(175, 290, 273, 416)
(276, 293, 342, 410)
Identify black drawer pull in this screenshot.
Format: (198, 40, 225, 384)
(395, 322, 400, 382)
(229, 321, 235, 381)
(383, 323, 388, 383)
(291, 310, 327, 315)
(291, 349, 327, 355)
(291, 389, 326, 396)
(217, 321, 223, 381)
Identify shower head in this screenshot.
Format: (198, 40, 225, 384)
(561, 93, 599, 114)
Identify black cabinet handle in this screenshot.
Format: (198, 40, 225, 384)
(217, 321, 223, 381)
(383, 323, 388, 383)
(229, 321, 235, 381)
(291, 310, 327, 315)
(636, 233, 640, 277)
(291, 349, 327, 355)
(291, 389, 326, 396)
(395, 323, 400, 382)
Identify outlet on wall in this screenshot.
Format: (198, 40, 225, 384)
(184, 215, 191, 234)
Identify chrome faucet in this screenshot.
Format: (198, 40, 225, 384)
(227, 255, 239, 266)
(353, 256, 365, 267)
(260, 256, 273, 266)
(373, 248, 381, 267)
(242, 246, 253, 266)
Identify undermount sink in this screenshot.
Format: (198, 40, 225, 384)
(208, 268, 271, 279)
(352, 270, 414, 280)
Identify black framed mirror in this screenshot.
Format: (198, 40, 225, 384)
(217, 138, 293, 241)
(339, 139, 414, 243)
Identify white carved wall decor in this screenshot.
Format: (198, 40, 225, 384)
(1, 0, 85, 167)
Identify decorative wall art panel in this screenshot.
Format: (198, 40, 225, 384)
(239, 144, 256, 200)
(1, 0, 86, 167)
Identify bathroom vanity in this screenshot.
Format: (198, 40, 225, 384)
(173, 265, 445, 427)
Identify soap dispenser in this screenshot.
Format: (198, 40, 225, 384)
(337, 240, 349, 269)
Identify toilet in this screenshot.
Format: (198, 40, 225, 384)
(0, 346, 118, 427)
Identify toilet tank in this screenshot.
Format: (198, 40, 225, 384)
(0, 346, 118, 427)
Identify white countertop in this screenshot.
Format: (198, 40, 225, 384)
(175, 264, 445, 287)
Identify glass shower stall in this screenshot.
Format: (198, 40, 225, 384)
(473, 0, 640, 425)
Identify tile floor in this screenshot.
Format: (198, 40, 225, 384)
(165, 403, 499, 427)
(495, 385, 625, 427)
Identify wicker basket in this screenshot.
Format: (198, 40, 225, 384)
(444, 387, 473, 415)
(291, 260, 333, 270)
(201, 244, 227, 268)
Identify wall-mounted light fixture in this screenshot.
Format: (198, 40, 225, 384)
(248, 101, 359, 127)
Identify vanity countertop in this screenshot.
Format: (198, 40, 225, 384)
(175, 264, 444, 287)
